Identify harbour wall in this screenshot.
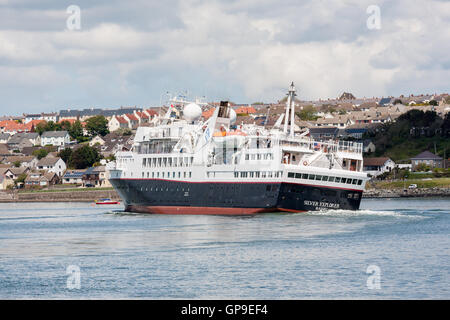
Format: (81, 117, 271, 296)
(0, 189, 121, 203)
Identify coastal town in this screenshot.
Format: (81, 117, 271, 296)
(0, 91, 449, 200)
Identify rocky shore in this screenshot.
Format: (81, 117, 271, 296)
(363, 187, 450, 198)
(0, 189, 121, 202)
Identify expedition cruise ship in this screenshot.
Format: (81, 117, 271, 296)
(107, 83, 369, 215)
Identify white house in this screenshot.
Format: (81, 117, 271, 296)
(36, 156, 66, 177)
(89, 135, 106, 147)
(41, 131, 70, 147)
(108, 116, 130, 132)
(363, 157, 396, 177)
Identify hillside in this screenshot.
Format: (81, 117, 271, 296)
(364, 109, 450, 162)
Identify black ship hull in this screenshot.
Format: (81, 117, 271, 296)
(110, 178, 363, 215)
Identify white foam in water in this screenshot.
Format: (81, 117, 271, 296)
(305, 209, 402, 217)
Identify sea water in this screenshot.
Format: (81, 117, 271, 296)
(0, 198, 448, 299)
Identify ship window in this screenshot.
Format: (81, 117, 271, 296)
(288, 172, 295, 178)
(295, 173, 301, 179)
(322, 176, 328, 181)
(173, 172, 175, 178)
(251, 154, 256, 160)
(335, 177, 340, 183)
(347, 193, 353, 198)
(347, 179, 353, 184)
(261, 171, 267, 178)
(357, 180, 362, 185)
(255, 172, 260, 178)
(302, 173, 308, 179)
(328, 176, 335, 182)
(178, 172, 181, 178)
(167, 172, 170, 178)
(315, 175, 322, 181)
(142, 172, 144, 178)
(250, 172, 254, 178)
(184, 172, 186, 178)
(189, 172, 192, 178)
(157, 172, 159, 178)
(257, 154, 261, 160)
(352, 179, 358, 184)
(142, 158, 146, 166)
(152, 172, 155, 178)
(234, 172, 238, 178)
(354, 193, 360, 199)
(268, 171, 273, 178)
(245, 154, 249, 160)
(341, 178, 346, 183)
(168, 158, 172, 166)
(308, 174, 315, 180)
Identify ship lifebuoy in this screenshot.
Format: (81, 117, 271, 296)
(303, 161, 308, 166)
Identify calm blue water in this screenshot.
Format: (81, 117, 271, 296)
(0, 199, 449, 299)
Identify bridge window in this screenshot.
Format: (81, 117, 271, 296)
(302, 173, 308, 179)
(352, 179, 358, 184)
(357, 180, 362, 185)
(288, 172, 295, 178)
(341, 177, 347, 183)
(315, 175, 322, 181)
(308, 174, 315, 180)
(328, 176, 335, 182)
(322, 176, 328, 181)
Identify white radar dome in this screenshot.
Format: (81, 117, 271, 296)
(229, 108, 236, 125)
(183, 103, 202, 122)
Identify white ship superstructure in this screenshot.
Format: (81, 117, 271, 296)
(107, 83, 368, 214)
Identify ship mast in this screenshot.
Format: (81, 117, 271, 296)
(283, 82, 297, 138)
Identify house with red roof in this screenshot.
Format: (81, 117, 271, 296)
(124, 113, 139, 129)
(234, 106, 257, 115)
(108, 115, 130, 132)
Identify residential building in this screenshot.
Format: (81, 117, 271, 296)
(363, 157, 396, 177)
(108, 115, 130, 132)
(24, 171, 59, 188)
(62, 170, 84, 184)
(309, 127, 339, 140)
(0, 133, 10, 143)
(36, 156, 66, 177)
(2, 155, 38, 169)
(89, 135, 106, 147)
(82, 166, 111, 187)
(410, 151, 443, 170)
(41, 131, 70, 147)
(0, 174, 14, 190)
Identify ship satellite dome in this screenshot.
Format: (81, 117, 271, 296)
(229, 108, 236, 124)
(183, 103, 202, 122)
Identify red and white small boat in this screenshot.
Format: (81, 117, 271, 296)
(95, 198, 121, 205)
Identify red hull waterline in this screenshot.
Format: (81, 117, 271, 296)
(126, 205, 306, 215)
(96, 202, 121, 205)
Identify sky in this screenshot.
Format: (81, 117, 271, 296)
(0, 0, 449, 114)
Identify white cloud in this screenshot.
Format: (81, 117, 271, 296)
(0, 0, 449, 113)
